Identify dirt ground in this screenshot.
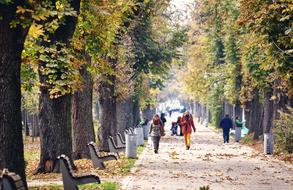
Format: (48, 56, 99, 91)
(120, 123, 293, 190)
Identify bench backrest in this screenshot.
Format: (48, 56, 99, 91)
(108, 136, 118, 148)
(57, 155, 75, 178)
(88, 142, 101, 156)
(2, 170, 27, 190)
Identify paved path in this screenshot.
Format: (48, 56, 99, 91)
(120, 124, 293, 190)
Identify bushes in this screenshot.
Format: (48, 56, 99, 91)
(273, 107, 293, 153)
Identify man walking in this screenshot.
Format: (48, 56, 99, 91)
(219, 114, 233, 143)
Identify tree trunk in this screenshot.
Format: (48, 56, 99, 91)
(190, 100, 195, 115)
(235, 62, 242, 119)
(95, 101, 100, 121)
(244, 101, 251, 131)
(263, 88, 274, 134)
(37, 0, 81, 172)
(117, 97, 134, 133)
(98, 74, 117, 151)
(0, 4, 28, 182)
(235, 100, 242, 119)
(37, 94, 73, 172)
(132, 98, 141, 126)
(141, 104, 153, 123)
(249, 90, 263, 140)
(72, 64, 95, 159)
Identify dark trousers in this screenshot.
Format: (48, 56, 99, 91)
(223, 128, 230, 143)
(152, 136, 161, 151)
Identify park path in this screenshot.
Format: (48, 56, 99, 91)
(120, 123, 293, 190)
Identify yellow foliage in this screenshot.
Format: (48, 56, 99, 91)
(28, 23, 44, 38)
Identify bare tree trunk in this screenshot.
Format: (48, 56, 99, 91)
(244, 101, 251, 131)
(235, 63, 242, 119)
(98, 74, 117, 151)
(117, 97, 134, 133)
(0, 3, 28, 182)
(250, 90, 263, 140)
(132, 99, 141, 126)
(235, 100, 242, 119)
(72, 63, 95, 159)
(263, 88, 274, 134)
(141, 104, 153, 123)
(37, 94, 73, 172)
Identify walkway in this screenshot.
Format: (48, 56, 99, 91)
(121, 124, 293, 190)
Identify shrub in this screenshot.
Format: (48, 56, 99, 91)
(273, 107, 293, 153)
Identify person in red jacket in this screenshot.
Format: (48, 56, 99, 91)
(180, 111, 196, 150)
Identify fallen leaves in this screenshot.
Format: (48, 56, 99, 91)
(169, 151, 179, 159)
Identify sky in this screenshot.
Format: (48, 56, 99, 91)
(169, 0, 194, 24)
(170, 0, 194, 10)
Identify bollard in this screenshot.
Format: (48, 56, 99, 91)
(135, 126, 144, 146)
(264, 133, 273, 155)
(125, 133, 137, 158)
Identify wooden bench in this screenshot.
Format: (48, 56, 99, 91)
(107, 136, 125, 157)
(1, 169, 27, 190)
(115, 133, 126, 147)
(87, 142, 118, 170)
(57, 155, 100, 190)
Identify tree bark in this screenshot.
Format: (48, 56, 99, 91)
(263, 88, 274, 134)
(249, 90, 263, 139)
(117, 97, 134, 133)
(37, 0, 81, 172)
(98, 73, 117, 151)
(132, 98, 141, 126)
(235, 62, 242, 119)
(235, 100, 242, 119)
(141, 104, 154, 123)
(0, 3, 29, 182)
(72, 64, 95, 159)
(244, 101, 251, 131)
(37, 94, 72, 172)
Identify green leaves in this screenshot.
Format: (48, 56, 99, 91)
(38, 43, 82, 99)
(0, 0, 12, 5)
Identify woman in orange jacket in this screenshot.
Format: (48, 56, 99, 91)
(180, 111, 196, 150)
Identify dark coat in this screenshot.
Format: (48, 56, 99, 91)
(220, 117, 233, 130)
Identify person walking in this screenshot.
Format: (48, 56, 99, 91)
(219, 114, 233, 143)
(180, 111, 196, 150)
(235, 116, 243, 142)
(149, 114, 164, 153)
(160, 113, 167, 127)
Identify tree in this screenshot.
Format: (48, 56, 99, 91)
(72, 52, 95, 159)
(0, 0, 30, 181)
(36, 0, 81, 172)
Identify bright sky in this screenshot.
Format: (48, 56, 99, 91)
(170, 0, 194, 24)
(171, 0, 194, 10)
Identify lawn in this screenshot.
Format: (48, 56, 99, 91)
(24, 136, 146, 189)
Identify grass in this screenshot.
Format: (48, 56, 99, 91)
(24, 136, 146, 181)
(120, 145, 145, 173)
(29, 181, 119, 190)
